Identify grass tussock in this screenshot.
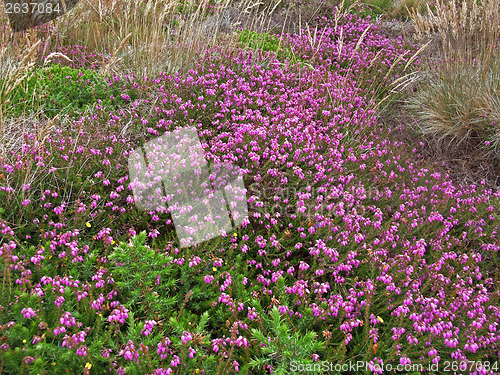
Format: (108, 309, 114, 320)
(406, 0, 500, 167)
(59, 0, 234, 77)
(407, 57, 500, 153)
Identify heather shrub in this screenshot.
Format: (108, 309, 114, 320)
(105, 37, 500, 370)
(247, 305, 325, 374)
(108, 231, 178, 320)
(0, 231, 221, 374)
(2, 64, 138, 118)
(0, 118, 136, 241)
(280, 9, 420, 103)
(238, 30, 296, 62)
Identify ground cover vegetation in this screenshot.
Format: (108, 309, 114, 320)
(0, 0, 499, 374)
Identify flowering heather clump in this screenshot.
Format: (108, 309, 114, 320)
(0, 5, 499, 375)
(282, 10, 415, 95)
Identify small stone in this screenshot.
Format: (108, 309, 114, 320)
(201, 6, 240, 35)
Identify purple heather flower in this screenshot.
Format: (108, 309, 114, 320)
(24, 356, 35, 364)
(119, 340, 139, 363)
(400, 356, 411, 366)
(108, 305, 129, 324)
(204, 275, 214, 284)
(141, 320, 157, 336)
(181, 331, 193, 345)
(157, 337, 171, 359)
(102, 348, 112, 359)
(21, 308, 36, 319)
(76, 345, 88, 357)
(54, 296, 65, 308)
(170, 355, 180, 367)
(60, 312, 76, 327)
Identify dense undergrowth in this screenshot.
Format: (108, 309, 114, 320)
(1, 1, 499, 375)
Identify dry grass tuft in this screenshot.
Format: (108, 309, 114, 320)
(0, 37, 40, 138)
(57, 0, 221, 77)
(407, 59, 500, 151)
(38, 0, 293, 77)
(404, 0, 500, 185)
(409, 0, 500, 68)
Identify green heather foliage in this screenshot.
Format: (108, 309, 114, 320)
(2, 64, 137, 118)
(238, 30, 310, 67)
(108, 232, 178, 319)
(247, 305, 325, 374)
(238, 30, 289, 58)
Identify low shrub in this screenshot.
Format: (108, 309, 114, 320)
(238, 30, 295, 61)
(2, 64, 138, 118)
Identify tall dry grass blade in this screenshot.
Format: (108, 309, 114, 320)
(337, 27, 344, 61)
(101, 32, 132, 76)
(1, 40, 41, 109)
(43, 52, 73, 67)
(351, 24, 372, 59)
(403, 39, 431, 71)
